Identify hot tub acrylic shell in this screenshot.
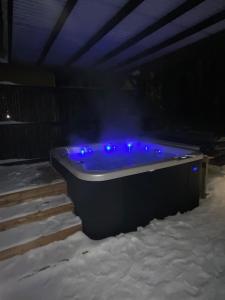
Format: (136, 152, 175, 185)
(51, 140, 203, 239)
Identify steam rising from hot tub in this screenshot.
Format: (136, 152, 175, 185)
(98, 89, 142, 142)
(69, 89, 142, 147)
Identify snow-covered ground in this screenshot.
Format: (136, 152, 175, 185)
(0, 158, 30, 165)
(0, 162, 62, 195)
(0, 165, 225, 300)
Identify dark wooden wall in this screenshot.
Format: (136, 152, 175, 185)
(0, 64, 55, 86)
(138, 30, 225, 134)
(0, 86, 112, 159)
(2, 30, 224, 160)
(0, 86, 60, 159)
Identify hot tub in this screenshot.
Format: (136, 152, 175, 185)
(51, 138, 203, 239)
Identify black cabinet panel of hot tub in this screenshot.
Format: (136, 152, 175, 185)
(76, 179, 125, 239)
(120, 162, 201, 235)
(52, 158, 201, 239)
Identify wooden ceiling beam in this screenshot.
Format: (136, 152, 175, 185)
(37, 0, 78, 65)
(95, 0, 205, 66)
(116, 9, 225, 69)
(65, 0, 144, 66)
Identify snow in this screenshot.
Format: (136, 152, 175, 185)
(0, 158, 31, 165)
(0, 212, 81, 251)
(0, 194, 71, 222)
(0, 121, 25, 124)
(0, 81, 18, 85)
(0, 162, 63, 196)
(0, 165, 225, 299)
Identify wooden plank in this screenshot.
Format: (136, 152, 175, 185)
(0, 181, 67, 207)
(37, 0, 78, 65)
(0, 157, 48, 167)
(200, 155, 209, 199)
(0, 224, 82, 261)
(116, 9, 225, 69)
(7, 0, 13, 63)
(66, 0, 144, 65)
(95, 0, 205, 66)
(0, 203, 74, 231)
(0, 194, 72, 222)
(0, 0, 3, 54)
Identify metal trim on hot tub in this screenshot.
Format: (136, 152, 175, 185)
(51, 147, 203, 182)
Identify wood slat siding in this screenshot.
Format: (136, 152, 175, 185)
(0, 86, 103, 160)
(0, 181, 67, 207)
(0, 86, 135, 159)
(0, 86, 58, 122)
(0, 1, 3, 56)
(0, 123, 62, 159)
(0, 85, 61, 159)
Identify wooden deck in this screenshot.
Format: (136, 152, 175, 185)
(0, 181, 67, 207)
(0, 162, 81, 261)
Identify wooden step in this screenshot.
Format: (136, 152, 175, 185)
(0, 212, 82, 261)
(0, 194, 74, 231)
(0, 181, 67, 208)
(0, 162, 67, 207)
(0, 226, 81, 261)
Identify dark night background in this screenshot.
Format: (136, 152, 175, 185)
(0, 29, 225, 160)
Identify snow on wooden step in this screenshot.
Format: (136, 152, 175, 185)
(0, 181, 67, 208)
(0, 162, 63, 196)
(0, 194, 72, 222)
(0, 212, 81, 252)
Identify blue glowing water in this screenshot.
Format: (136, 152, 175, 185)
(67, 140, 194, 172)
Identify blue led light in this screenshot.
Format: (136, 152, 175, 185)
(144, 145, 150, 151)
(192, 166, 199, 173)
(127, 142, 133, 151)
(80, 147, 86, 155)
(105, 144, 112, 152)
(154, 149, 161, 154)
